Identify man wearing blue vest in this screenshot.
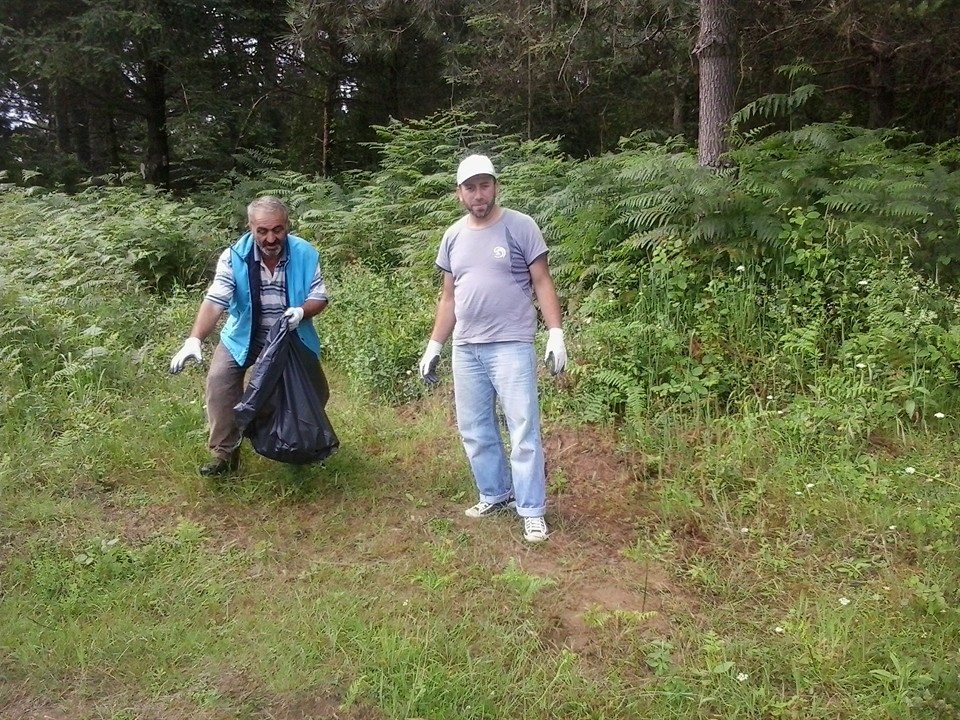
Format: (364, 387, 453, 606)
(169, 196, 328, 476)
(418, 155, 567, 543)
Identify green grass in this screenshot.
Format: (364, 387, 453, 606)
(3, 360, 960, 719)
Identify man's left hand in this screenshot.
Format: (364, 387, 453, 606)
(284, 307, 304, 330)
(544, 328, 567, 375)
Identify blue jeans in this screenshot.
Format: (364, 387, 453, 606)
(452, 341, 546, 518)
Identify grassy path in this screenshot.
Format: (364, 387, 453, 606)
(1, 370, 676, 719)
(2, 369, 959, 719)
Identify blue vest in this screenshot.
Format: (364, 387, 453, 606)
(221, 232, 322, 366)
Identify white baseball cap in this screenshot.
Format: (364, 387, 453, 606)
(456, 154, 498, 185)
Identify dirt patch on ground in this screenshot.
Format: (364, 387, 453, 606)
(544, 425, 657, 539)
(533, 426, 698, 651)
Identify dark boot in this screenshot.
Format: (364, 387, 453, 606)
(199, 449, 240, 476)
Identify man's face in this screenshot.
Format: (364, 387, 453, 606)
(249, 210, 287, 259)
(456, 174, 497, 220)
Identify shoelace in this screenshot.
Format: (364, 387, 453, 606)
(525, 517, 547, 534)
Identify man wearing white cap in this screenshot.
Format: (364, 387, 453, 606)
(419, 154, 567, 543)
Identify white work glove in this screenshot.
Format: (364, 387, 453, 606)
(544, 328, 567, 375)
(284, 306, 304, 330)
(169, 337, 202, 374)
(419, 339, 444, 385)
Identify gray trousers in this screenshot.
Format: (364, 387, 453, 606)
(205, 342, 258, 459)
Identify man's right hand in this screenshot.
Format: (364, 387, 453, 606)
(169, 337, 203, 374)
(419, 340, 444, 385)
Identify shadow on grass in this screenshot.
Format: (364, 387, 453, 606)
(202, 442, 388, 506)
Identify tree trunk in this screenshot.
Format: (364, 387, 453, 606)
(141, 57, 170, 187)
(672, 82, 686, 135)
(868, 31, 896, 128)
(71, 102, 91, 168)
(694, 0, 737, 168)
(88, 109, 117, 174)
(53, 85, 73, 155)
(321, 72, 339, 177)
(257, 28, 284, 144)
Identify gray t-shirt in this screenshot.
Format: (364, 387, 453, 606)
(436, 208, 548, 345)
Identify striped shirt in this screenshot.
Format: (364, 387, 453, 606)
(205, 243, 327, 343)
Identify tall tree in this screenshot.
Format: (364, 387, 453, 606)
(694, 0, 737, 167)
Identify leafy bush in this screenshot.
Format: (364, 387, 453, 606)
(320, 264, 437, 404)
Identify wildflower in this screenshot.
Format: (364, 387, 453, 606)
(857, 280, 868, 286)
(795, 491, 802, 496)
(774, 626, 785, 634)
(777, 410, 785, 415)
(740, 527, 749, 534)
(934, 412, 945, 419)
(839, 597, 851, 606)
(904, 467, 916, 475)
(888, 525, 896, 530)
(737, 672, 749, 682)
(856, 362, 866, 369)
(736, 265, 746, 272)
(805, 483, 815, 489)
(766, 394, 774, 400)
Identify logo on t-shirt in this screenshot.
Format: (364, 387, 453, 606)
(493, 246, 507, 259)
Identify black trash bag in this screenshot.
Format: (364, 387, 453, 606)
(234, 318, 339, 464)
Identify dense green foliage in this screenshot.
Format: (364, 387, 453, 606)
(286, 115, 960, 442)
(3, 1, 959, 186)
(6, 112, 959, 433)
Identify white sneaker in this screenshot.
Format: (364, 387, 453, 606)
(464, 497, 515, 518)
(523, 516, 549, 542)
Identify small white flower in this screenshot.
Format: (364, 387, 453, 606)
(736, 672, 749, 682)
(934, 412, 945, 419)
(777, 410, 785, 415)
(766, 394, 774, 400)
(736, 265, 746, 272)
(857, 280, 868, 286)
(839, 597, 851, 606)
(888, 525, 896, 530)
(795, 491, 803, 496)
(805, 483, 815, 489)
(774, 626, 785, 634)
(740, 527, 749, 534)
(585, 317, 593, 324)
(904, 467, 916, 475)
(912, 286, 919, 292)
(856, 362, 866, 369)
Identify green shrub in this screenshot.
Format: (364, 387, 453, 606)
(320, 264, 437, 403)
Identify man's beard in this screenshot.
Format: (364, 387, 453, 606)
(468, 198, 496, 219)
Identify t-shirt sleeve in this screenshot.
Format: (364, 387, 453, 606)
(204, 248, 235, 308)
(306, 259, 328, 302)
(516, 213, 548, 265)
(436, 228, 454, 273)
